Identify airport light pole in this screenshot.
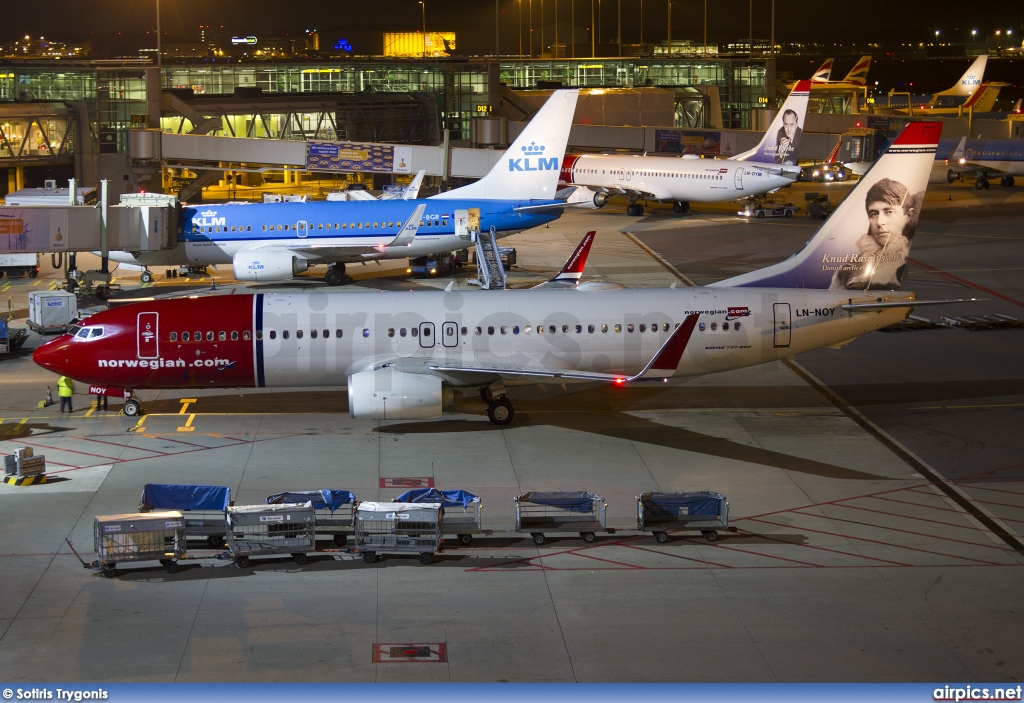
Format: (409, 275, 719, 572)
(496, 0, 500, 57)
(419, 2, 426, 57)
(770, 0, 775, 56)
(703, 0, 707, 54)
(591, 0, 595, 56)
(617, 0, 620, 57)
(519, 0, 523, 57)
(666, 0, 671, 57)
(639, 0, 643, 44)
(155, 0, 161, 66)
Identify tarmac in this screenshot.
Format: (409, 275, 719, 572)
(0, 180, 1022, 683)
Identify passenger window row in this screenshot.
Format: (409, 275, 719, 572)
(170, 330, 251, 343)
(698, 321, 741, 331)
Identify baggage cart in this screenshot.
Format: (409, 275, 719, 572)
(636, 491, 729, 543)
(27, 290, 77, 334)
(353, 501, 443, 565)
(139, 484, 231, 548)
(514, 491, 610, 545)
(226, 503, 316, 567)
(266, 490, 356, 546)
(394, 488, 489, 545)
(91, 511, 186, 577)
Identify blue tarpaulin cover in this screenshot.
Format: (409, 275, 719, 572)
(393, 488, 479, 508)
(642, 491, 726, 517)
(266, 490, 355, 512)
(140, 484, 230, 512)
(517, 491, 602, 513)
(0, 319, 8, 337)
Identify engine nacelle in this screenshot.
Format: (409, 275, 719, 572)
(592, 192, 611, 208)
(232, 250, 308, 281)
(348, 369, 452, 420)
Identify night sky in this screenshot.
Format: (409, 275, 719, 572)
(6, 0, 1022, 51)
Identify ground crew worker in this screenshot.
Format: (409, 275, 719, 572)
(57, 375, 74, 413)
(95, 392, 108, 411)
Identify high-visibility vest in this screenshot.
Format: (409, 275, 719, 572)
(57, 376, 73, 397)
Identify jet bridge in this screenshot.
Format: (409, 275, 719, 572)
(0, 192, 179, 255)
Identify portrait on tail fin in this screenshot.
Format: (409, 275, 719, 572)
(829, 178, 923, 291)
(775, 109, 803, 165)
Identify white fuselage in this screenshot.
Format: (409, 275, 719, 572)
(254, 287, 912, 387)
(562, 153, 798, 204)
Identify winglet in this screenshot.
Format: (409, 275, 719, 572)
(532, 231, 595, 289)
(623, 313, 700, 382)
(381, 203, 427, 249)
(401, 170, 426, 200)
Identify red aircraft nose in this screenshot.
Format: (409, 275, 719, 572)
(32, 335, 73, 375)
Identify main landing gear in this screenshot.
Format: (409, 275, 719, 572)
(672, 201, 691, 214)
(625, 202, 645, 217)
(324, 263, 346, 286)
(975, 177, 990, 190)
(479, 386, 514, 425)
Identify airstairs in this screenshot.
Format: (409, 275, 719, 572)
(473, 226, 507, 290)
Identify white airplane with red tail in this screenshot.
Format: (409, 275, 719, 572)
(35, 122, 971, 425)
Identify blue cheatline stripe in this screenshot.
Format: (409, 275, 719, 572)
(254, 294, 265, 388)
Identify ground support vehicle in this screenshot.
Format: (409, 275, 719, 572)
(738, 201, 800, 218)
(226, 503, 316, 568)
(353, 501, 443, 565)
(0, 253, 39, 278)
(408, 253, 456, 277)
(89, 511, 186, 577)
(0, 317, 28, 355)
(805, 193, 834, 219)
(27, 290, 77, 334)
(636, 491, 729, 543)
(139, 484, 231, 548)
(514, 491, 611, 545)
(267, 490, 356, 546)
(393, 488, 490, 545)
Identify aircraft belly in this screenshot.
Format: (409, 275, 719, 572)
(186, 241, 232, 265)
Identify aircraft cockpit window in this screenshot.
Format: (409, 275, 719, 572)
(87, 327, 104, 338)
(74, 328, 90, 339)
(362, 329, 370, 338)
(170, 332, 178, 342)
(68, 325, 82, 337)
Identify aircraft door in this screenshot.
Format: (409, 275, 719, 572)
(296, 220, 309, 238)
(137, 312, 159, 359)
(734, 167, 744, 191)
(454, 210, 470, 239)
(418, 322, 435, 349)
(625, 169, 632, 182)
(441, 321, 459, 348)
(773, 303, 792, 348)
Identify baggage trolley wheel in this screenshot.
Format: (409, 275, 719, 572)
(702, 530, 718, 542)
(654, 531, 669, 544)
(581, 532, 596, 543)
(235, 555, 251, 568)
(161, 560, 178, 574)
(362, 552, 378, 564)
(101, 563, 117, 578)
(532, 533, 546, 545)
(333, 534, 348, 547)
(418, 553, 433, 565)
(207, 535, 225, 548)
(458, 534, 473, 546)
(293, 553, 308, 566)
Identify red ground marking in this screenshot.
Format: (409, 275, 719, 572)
(784, 512, 1010, 562)
(825, 501, 993, 532)
(72, 436, 170, 456)
(909, 258, 1024, 309)
(870, 494, 967, 515)
(952, 484, 1024, 498)
(729, 527, 913, 567)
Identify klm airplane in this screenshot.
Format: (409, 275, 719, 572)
(110, 90, 580, 285)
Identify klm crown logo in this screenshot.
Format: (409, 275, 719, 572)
(508, 141, 559, 173)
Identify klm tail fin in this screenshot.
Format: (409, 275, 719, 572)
(712, 122, 943, 291)
(842, 56, 872, 86)
(732, 80, 810, 165)
(932, 55, 988, 100)
(950, 136, 967, 165)
(812, 58, 834, 83)
(432, 89, 580, 202)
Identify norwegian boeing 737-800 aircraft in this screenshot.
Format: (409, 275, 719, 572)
(35, 122, 955, 425)
(558, 81, 810, 216)
(106, 90, 579, 286)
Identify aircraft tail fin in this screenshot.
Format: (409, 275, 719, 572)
(842, 56, 872, 86)
(431, 89, 579, 202)
(712, 121, 943, 291)
(400, 171, 426, 200)
(1013, 99, 1022, 114)
(932, 55, 988, 100)
(532, 231, 595, 289)
(825, 141, 841, 164)
(732, 80, 810, 165)
(961, 82, 1005, 111)
(812, 58, 834, 83)
(949, 136, 967, 165)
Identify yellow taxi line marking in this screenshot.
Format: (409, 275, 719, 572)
(84, 404, 96, 418)
(14, 418, 27, 432)
(128, 415, 147, 432)
(177, 414, 197, 432)
(178, 399, 197, 415)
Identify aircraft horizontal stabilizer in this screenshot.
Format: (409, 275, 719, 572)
(840, 298, 982, 311)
